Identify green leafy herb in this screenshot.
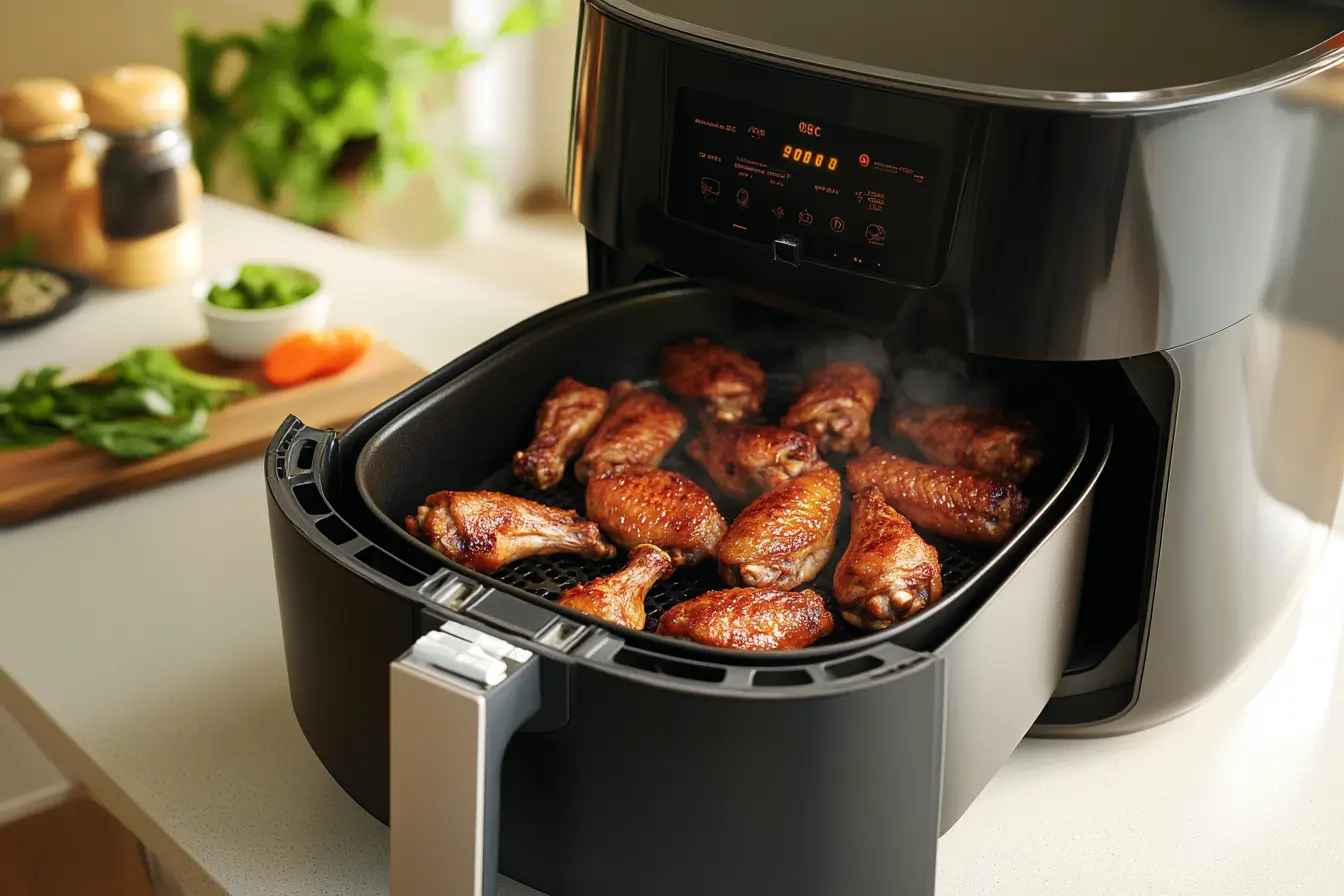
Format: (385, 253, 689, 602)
(0, 348, 256, 460)
(207, 263, 321, 310)
(0, 235, 38, 268)
(178, 0, 562, 231)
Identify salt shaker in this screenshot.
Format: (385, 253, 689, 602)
(81, 65, 202, 289)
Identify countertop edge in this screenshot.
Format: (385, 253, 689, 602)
(0, 669, 226, 896)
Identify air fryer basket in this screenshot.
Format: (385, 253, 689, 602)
(355, 284, 1090, 659)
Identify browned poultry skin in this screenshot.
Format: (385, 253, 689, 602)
(660, 337, 767, 424)
(406, 490, 616, 573)
(833, 486, 944, 630)
(513, 377, 610, 490)
(585, 466, 727, 566)
(685, 422, 824, 502)
(891, 403, 1042, 483)
(656, 588, 835, 650)
(782, 361, 883, 455)
(555, 544, 674, 630)
(717, 465, 842, 589)
(845, 447, 1029, 544)
(574, 381, 687, 483)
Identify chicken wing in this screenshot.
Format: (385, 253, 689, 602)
(574, 381, 687, 483)
(585, 466, 727, 566)
(513, 377, 610, 490)
(660, 337, 767, 425)
(833, 486, 944, 630)
(685, 422, 823, 503)
(782, 361, 883, 455)
(891, 403, 1041, 483)
(845, 447, 1028, 544)
(555, 544, 674, 630)
(656, 587, 835, 651)
(406, 490, 615, 573)
(717, 465, 842, 590)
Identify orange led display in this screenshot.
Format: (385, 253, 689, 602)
(781, 144, 838, 172)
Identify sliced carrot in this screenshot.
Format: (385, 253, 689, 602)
(263, 327, 375, 387)
(314, 327, 374, 376)
(263, 332, 329, 386)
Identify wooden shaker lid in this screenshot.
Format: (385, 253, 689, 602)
(83, 65, 188, 133)
(0, 78, 87, 142)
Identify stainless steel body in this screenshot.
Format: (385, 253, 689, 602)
(1042, 312, 1344, 736)
(567, 0, 1344, 734)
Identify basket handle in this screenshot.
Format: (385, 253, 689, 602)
(390, 622, 542, 896)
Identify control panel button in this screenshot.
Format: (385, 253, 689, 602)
(830, 216, 845, 233)
(773, 235, 803, 266)
(866, 224, 886, 245)
(772, 206, 785, 219)
(798, 210, 814, 225)
(701, 177, 720, 197)
(735, 188, 749, 208)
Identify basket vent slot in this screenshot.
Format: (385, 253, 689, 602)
(752, 669, 813, 687)
(612, 648, 726, 683)
(315, 515, 356, 546)
(292, 482, 329, 516)
(823, 655, 885, 680)
(355, 546, 427, 587)
(294, 439, 317, 471)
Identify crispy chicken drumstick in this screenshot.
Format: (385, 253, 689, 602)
(660, 337, 767, 425)
(891, 403, 1041, 483)
(685, 422, 823, 503)
(833, 486, 944, 630)
(717, 465, 842, 590)
(656, 587, 835, 650)
(585, 466, 727, 566)
(513, 377, 610, 490)
(406, 491, 615, 573)
(556, 544, 674, 630)
(574, 381, 687, 483)
(782, 361, 883, 455)
(845, 447, 1028, 544)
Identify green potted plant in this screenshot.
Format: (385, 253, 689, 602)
(178, 0, 560, 233)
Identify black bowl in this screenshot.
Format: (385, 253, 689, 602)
(0, 262, 94, 333)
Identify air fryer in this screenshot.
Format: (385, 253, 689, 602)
(264, 1, 1344, 894)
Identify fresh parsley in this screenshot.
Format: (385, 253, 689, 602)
(0, 347, 256, 460)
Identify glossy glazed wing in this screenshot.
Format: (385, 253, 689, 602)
(406, 490, 616, 573)
(891, 403, 1041, 483)
(782, 361, 883, 455)
(555, 544, 674, 630)
(513, 377, 610, 489)
(660, 337, 767, 425)
(656, 587, 835, 650)
(845, 447, 1028, 544)
(685, 422, 824, 502)
(833, 486, 944, 630)
(574, 381, 687, 483)
(717, 465, 842, 590)
(585, 466, 727, 566)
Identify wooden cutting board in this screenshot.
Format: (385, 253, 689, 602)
(0, 340, 427, 525)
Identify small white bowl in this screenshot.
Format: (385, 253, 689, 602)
(195, 264, 331, 361)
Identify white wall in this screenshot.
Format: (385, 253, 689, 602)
(0, 0, 581, 245)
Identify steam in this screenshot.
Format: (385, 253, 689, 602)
(889, 348, 1002, 409)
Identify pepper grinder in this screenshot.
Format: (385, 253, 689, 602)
(81, 65, 202, 289)
(0, 78, 106, 275)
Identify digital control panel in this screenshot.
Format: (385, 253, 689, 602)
(666, 88, 948, 284)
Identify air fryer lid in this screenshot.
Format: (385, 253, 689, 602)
(592, 0, 1344, 98)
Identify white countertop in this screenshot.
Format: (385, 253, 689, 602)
(2, 197, 1343, 896)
